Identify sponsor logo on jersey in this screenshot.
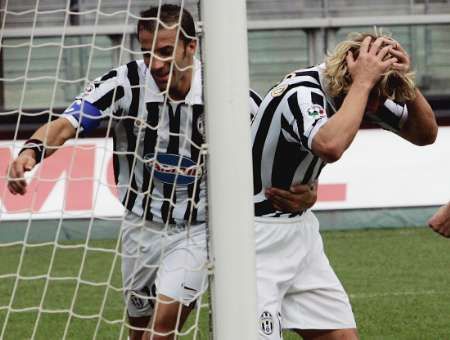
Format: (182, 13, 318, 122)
(144, 153, 202, 186)
(260, 311, 274, 335)
(271, 84, 288, 97)
(307, 104, 326, 118)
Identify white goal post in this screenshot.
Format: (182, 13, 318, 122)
(200, 0, 257, 339)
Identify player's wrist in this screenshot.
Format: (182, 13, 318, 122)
(350, 79, 374, 93)
(19, 138, 45, 163)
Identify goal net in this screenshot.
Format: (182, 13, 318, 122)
(0, 0, 256, 339)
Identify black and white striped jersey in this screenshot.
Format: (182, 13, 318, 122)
(249, 89, 262, 123)
(61, 58, 205, 224)
(62, 58, 260, 224)
(251, 64, 408, 218)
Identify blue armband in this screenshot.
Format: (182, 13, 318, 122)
(63, 100, 103, 134)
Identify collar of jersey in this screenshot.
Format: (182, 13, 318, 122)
(142, 57, 203, 106)
(317, 63, 337, 113)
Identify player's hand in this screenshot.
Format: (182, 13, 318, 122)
(428, 202, 450, 238)
(265, 181, 318, 213)
(389, 41, 411, 74)
(7, 150, 36, 195)
(347, 36, 398, 89)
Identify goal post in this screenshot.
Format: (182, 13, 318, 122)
(200, 0, 257, 339)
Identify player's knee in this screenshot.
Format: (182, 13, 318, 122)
(297, 328, 359, 340)
(152, 298, 188, 333)
(337, 328, 359, 340)
(128, 315, 151, 340)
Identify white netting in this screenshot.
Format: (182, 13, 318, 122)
(0, 1, 212, 339)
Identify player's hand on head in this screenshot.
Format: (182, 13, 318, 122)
(7, 151, 36, 195)
(388, 41, 411, 74)
(347, 36, 398, 89)
(427, 203, 450, 238)
(265, 181, 318, 213)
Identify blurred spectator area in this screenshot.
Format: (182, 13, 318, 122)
(1, 0, 449, 139)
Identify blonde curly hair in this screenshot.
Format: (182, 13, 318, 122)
(324, 32, 416, 102)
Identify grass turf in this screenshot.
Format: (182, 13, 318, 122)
(0, 227, 449, 339)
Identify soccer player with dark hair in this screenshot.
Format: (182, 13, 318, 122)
(252, 32, 437, 339)
(6, 4, 318, 339)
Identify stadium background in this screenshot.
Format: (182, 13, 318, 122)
(1, 1, 450, 339)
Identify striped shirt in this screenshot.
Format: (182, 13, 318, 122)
(62, 58, 260, 224)
(252, 64, 408, 218)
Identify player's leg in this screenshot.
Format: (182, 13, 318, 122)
(121, 212, 167, 340)
(254, 218, 308, 339)
(281, 211, 358, 340)
(128, 315, 152, 340)
(295, 328, 358, 340)
(142, 295, 194, 340)
(144, 223, 208, 339)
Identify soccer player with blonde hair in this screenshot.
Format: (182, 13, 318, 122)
(251, 32, 437, 339)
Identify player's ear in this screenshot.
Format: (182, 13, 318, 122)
(185, 39, 197, 57)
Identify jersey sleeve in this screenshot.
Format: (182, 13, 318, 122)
(281, 86, 328, 151)
(61, 66, 130, 134)
(364, 99, 408, 133)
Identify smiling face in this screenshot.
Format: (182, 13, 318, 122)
(139, 27, 197, 100)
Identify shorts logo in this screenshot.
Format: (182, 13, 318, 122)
(129, 290, 150, 311)
(307, 104, 325, 118)
(144, 153, 202, 186)
(271, 84, 288, 97)
(260, 311, 274, 335)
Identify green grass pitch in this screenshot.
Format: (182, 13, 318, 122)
(1, 227, 450, 339)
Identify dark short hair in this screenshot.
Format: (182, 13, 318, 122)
(137, 4, 196, 43)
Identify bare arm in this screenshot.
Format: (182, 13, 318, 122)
(312, 81, 371, 162)
(389, 44, 438, 145)
(7, 117, 76, 195)
(29, 117, 77, 157)
(312, 37, 397, 162)
(399, 89, 437, 145)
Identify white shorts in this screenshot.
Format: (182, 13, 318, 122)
(255, 210, 356, 339)
(121, 211, 208, 318)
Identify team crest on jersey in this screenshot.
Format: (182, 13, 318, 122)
(271, 84, 288, 97)
(144, 153, 203, 185)
(307, 104, 325, 118)
(82, 81, 96, 97)
(259, 311, 274, 335)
